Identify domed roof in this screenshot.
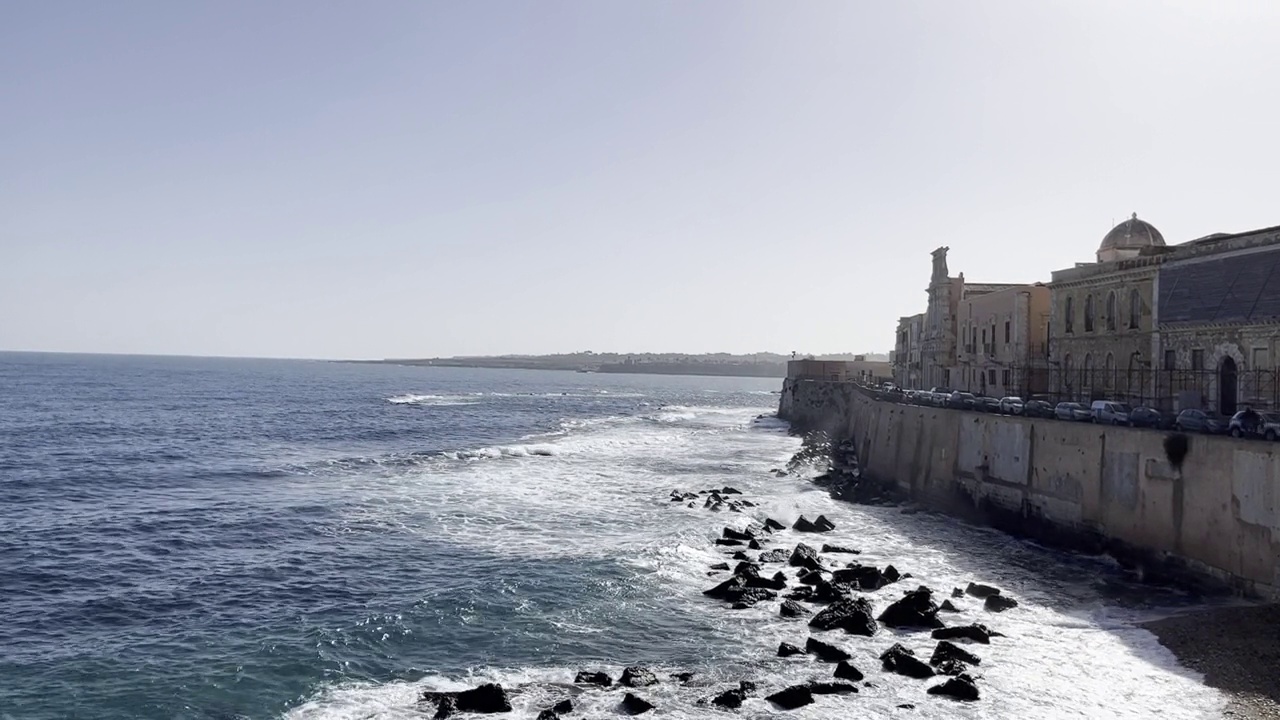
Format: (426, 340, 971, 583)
(1100, 213, 1165, 252)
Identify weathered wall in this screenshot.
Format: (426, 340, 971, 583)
(779, 378, 1280, 597)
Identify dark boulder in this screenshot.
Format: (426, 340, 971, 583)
(806, 681, 857, 695)
(620, 693, 654, 715)
(793, 515, 831, 533)
(671, 672, 694, 683)
(965, 582, 1002, 599)
(731, 551, 751, 561)
(812, 580, 857, 604)
(984, 595, 1019, 612)
(808, 597, 877, 636)
(777, 641, 805, 657)
(880, 644, 935, 679)
(930, 640, 981, 666)
(747, 574, 786, 591)
(765, 685, 814, 710)
(784, 586, 817, 602)
(703, 576, 746, 600)
(732, 561, 760, 578)
(814, 515, 836, 531)
(939, 600, 961, 613)
(882, 565, 901, 583)
(789, 543, 823, 571)
(928, 673, 980, 701)
(932, 624, 999, 644)
(780, 599, 811, 618)
(455, 684, 512, 713)
(797, 569, 825, 586)
(715, 538, 744, 547)
(709, 502, 723, 512)
(951, 587, 965, 598)
(878, 588, 943, 629)
(834, 660, 864, 681)
(763, 518, 786, 532)
(535, 710, 558, 720)
(552, 698, 574, 713)
(711, 688, 746, 709)
(709, 562, 730, 571)
(739, 680, 756, 693)
(720, 486, 742, 495)
(574, 670, 612, 687)
(831, 564, 890, 591)
(432, 696, 456, 719)
(758, 548, 789, 563)
(821, 543, 860, 554)
(805, 636, 851, 663)
(723, 526, 755, 541)
(621, 666, 658, 687)
(748, 539, 762, 549)
(934, 659, 968, 676)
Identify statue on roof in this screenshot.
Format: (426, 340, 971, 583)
(930, 247, 950, 284)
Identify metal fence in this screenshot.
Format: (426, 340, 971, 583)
(1024, 366, 1280, 415)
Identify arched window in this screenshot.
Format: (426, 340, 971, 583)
(1129, 289, 1141, 329)
(1084, 353, 1093, 388)
(1084, 295, 1095, 332)
(1106, 292, 1117, 331)
(1105, 353, 1115, 389)
(1064, 296, 1075, 334)
(1063, 353, 1073, 390)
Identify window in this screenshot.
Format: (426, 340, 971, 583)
(1129, 289, 1141, 329)
(1004, 321, 1011, 344)
(1002, 369, 1011, 386)
(1253, 347, 1269, 370)
(1064, 296, 1074, 334)
(1164, 350, 1176, 369)
(1084, 353, 1093, 387)
(1106, 292, 1117, 331)
(1191, 349, 1205, 371)
(988, 369, 997, 385)
(981, 328, 986, 345)
(1084, 295, 1095, 332)
(1105, 353, 1115, 386)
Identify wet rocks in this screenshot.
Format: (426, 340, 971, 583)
(931, 624, 1000, 644)
(422, 683, 512, 714)
(535, 709, 558, 720)
(432, 696, 456, 719)
(883, 565, 901, 583)
(715, 538, 744, 547)
(797, 569, 825, 585)
(965, 582, 1002, 599)
(878, 587, 943, 629)
(552, 698, 574, 713)
(951, 587, 965, 598)
(806, 681, 858, 695)
(805, 636, 852, 663)
(620, 692, 654, 715)
(831, 564, 896, 591)
(821, 543, 860, 554)
(834, 660, 864, 681)
(703, 575, 747, 600)
(757, 548, 789, 563)
(930, 640, 981, 667)
(747, 572, 787, 591)
(766, 685, 814, 710)
(763, 517, 787, 532)
(792, 515, 836, 533)
(880, 643, 935, 679)
(671, 672, 695, 683)
(733, 561, 760, 578)
(939, 600, 961, 613)
(984, 595, 1019, 612)
(748, 539, 762, 549)
(778, 641, 805, 657)
(709, 562, 730, 571)
(574, 670, 612, 687)
(711, 688, 747, 709)
(621, 666, 658, 687)
(788, 543, 823, 571)
(730, 551, 751, 561)
(809, 597, 877, 636)
(928, 673, 980, 701)
(720, 486, 742, 495)
(723, 526, 755, 541)
(780, 599, 811, 618)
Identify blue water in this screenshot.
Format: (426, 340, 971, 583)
(0, 353, 1231, 719)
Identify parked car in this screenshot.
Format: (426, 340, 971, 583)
(975, 396, 1002, 413)
(1090, 400, 1132, 426)
(998, 396, 1025, 415)
(948, 391, 977, 410)
(1228, 409, 1268, 438)
(1129, 406, 1171, 429)
(1055, 402, 1091, 422)
(1174, 409, 1227, 434)
(929, 387, 953, 406)
(1023, 399, 1054, 418)
(1261, 412, 1280, 441)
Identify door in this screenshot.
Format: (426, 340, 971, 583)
(1220, 357, 1238, 415)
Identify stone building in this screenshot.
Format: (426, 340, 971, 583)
(893, 313, 924, 388)
(920, 248, 963, 389)
(1156, 224, 1280, 413)
(953, 283, 1052, 399)
(1047, 215, 1173, 404)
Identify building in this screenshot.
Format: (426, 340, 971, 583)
(953, 283, 1052, 399)
(1047, 215, 1173, 405)
(893, 313, 924, 388)
(788, 357, 893, 384)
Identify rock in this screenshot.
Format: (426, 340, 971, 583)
(687, 502, 695, 508)
(984, 595, 1019, 612)
(898, 703, 916, 709)
(535, 710, 558, 720)
(789, 543, 822, 571)
(793, 515, 831, 533)
(812, 580, 857, 604)
(710, 502, 723, 512)
(814, 515, 837, 531)
(834, 660, 864, 681)
(951, 587, 965, 598)
(731, 551, 750, 561)
(880, 644, 935, 679)
(939, 600, 961, 612)
(821, 544, 860, 554)
(574, 670, 612, 687)
(965, 582, 1001, 599)
(704, 576, 746, 599)
(805, 636, 852, 663)
(739, 680, 756, 693)
(758, 548, 789, 563)
(721, 486, 742, 495)
(712, 688, 746, 709)
(708, 562, 729, 571)
(930, 640, 981, 666)
(934, 659, 968, 676)
(671, 672, 694, 683)
(737, 588, 777, 605)
(766, 685, 814, 710)
(798, 569, 825, 585)
(928, 673, 980, 701)
(808, 597, 877, 636)
(784, 586, 817, 602)
(878, 588, 943, 629)
(732, 561, 760, 578)
(931, 624, 1000, 643)
(740, 499, 756, 507)
(763, 518, 786, 532)
(723, 526, 755, 541)
(780, 599, 811, 618)
(778, 641, 805, 657)
(552, 698, 574, 713)
(455, 683, 512, 713)
(748, 539, 762, 549)
(883, 565, 901, 583)
(715, 538, 744, 546)
(831, 564, 891, 591)
(621, 666, 658, 687)
(806, 681, 857, 695)
(620, 692, 654, 715)
(432, 696, 456, 719)
(747, 574, 786, 591)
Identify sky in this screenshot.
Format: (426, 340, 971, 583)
(3, 0, 1280, 360)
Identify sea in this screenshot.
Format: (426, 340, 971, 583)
(0, 353, 1232, 719)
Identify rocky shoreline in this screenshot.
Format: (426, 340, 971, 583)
(421, 429, 1020, 717)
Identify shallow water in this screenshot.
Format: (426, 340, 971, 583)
(0, 354, 1227, 718)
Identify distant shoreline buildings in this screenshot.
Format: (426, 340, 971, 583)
(891, 215, 1280, 414)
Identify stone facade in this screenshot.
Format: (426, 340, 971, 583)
(920, 248, 962, 389)
(892, 313, 924, 389)
(954, 283, 1051, 398)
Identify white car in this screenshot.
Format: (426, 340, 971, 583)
(998, 396, 1025, 415)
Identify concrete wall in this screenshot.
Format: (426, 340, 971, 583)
(779, 378, 1280, 597)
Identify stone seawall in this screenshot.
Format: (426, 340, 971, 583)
(779, 378, 1280, 598)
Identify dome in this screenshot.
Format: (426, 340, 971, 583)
(1099, 213, 1165, 258)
